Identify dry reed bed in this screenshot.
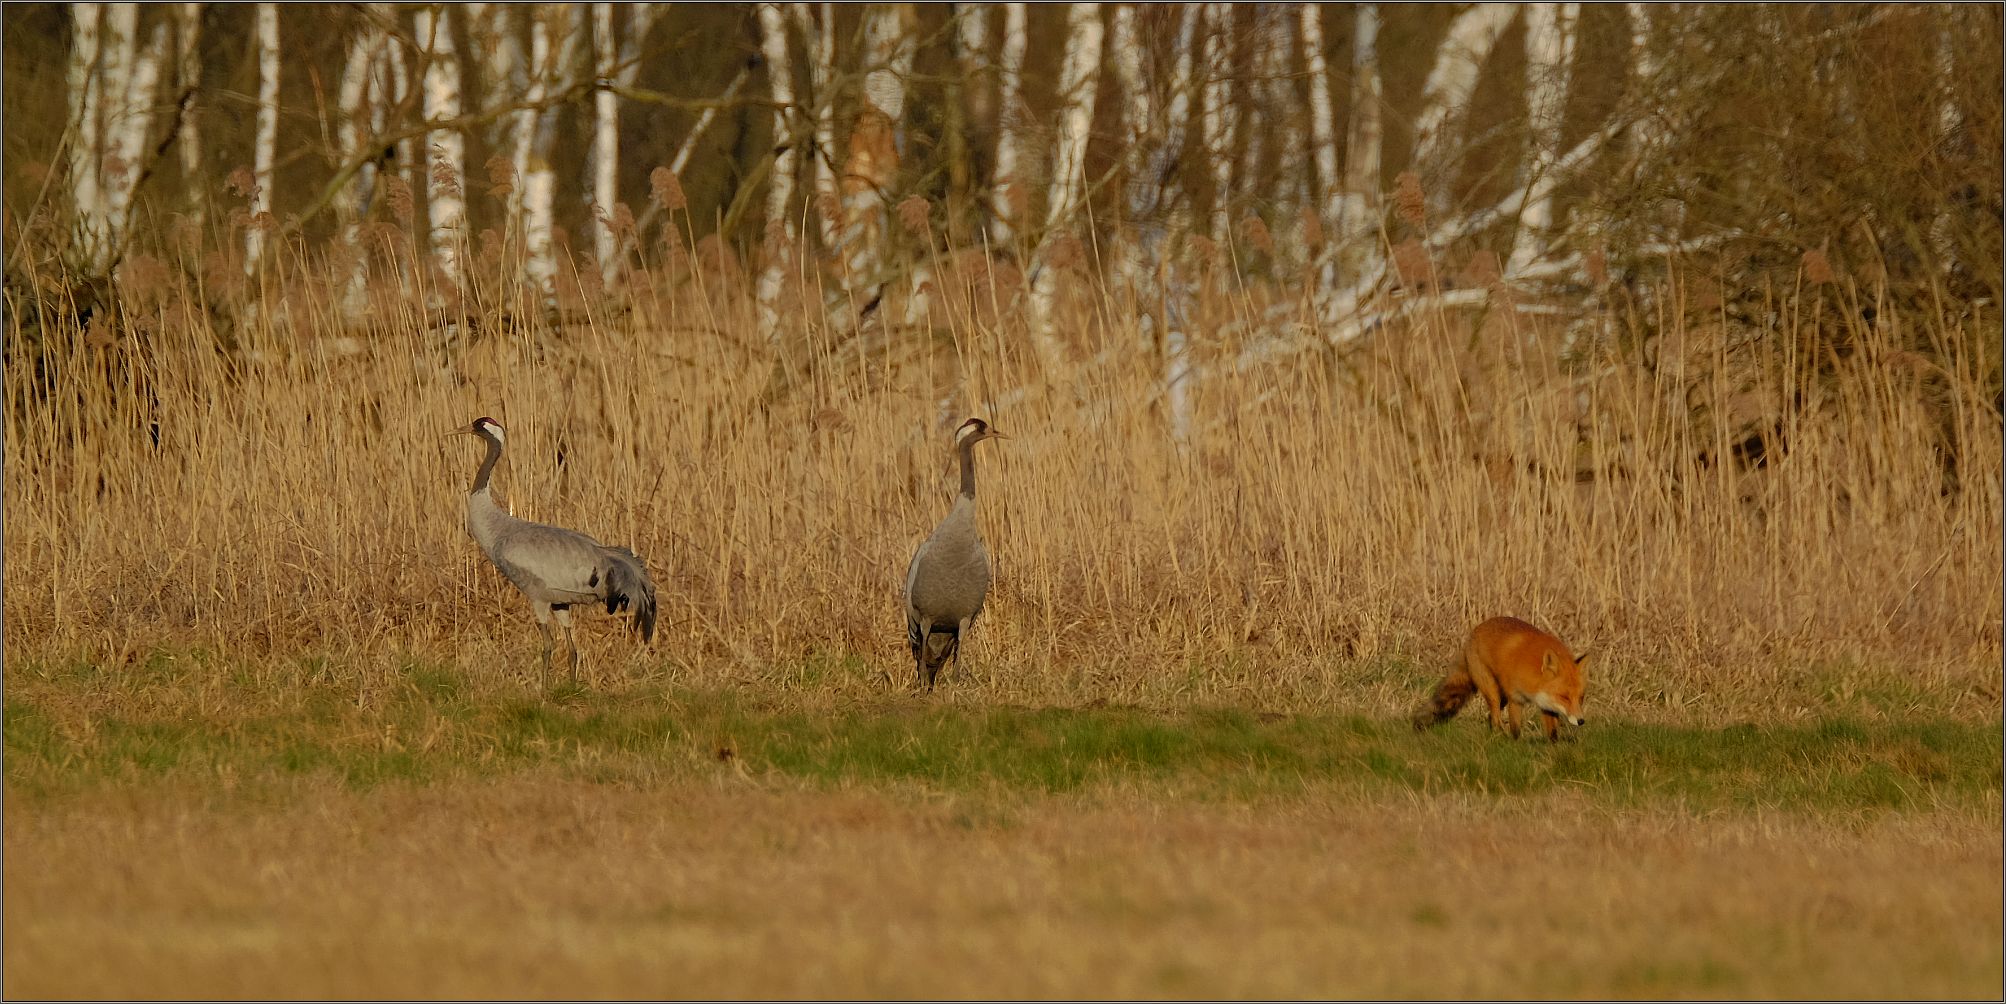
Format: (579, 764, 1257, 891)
(5, 248, 2000, 720)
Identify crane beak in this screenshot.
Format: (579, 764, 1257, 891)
(987, 428, 1009, 441)
(445, 422, 477, 438)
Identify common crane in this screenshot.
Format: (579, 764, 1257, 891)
(902, 417, 1006, 690)
(451, 417, 657, 683)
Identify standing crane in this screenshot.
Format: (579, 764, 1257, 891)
(450, 417, 657, 683)
(902, 417, 1006, 690)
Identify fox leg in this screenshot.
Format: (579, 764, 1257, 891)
(1505, 699, 1524, 739)
(1469, 655, 1506, 734)
(1541, 710, 1561, 742)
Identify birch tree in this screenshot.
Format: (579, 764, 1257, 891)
(1506, 2, 1578, 277)
(1339, 4, 1381, 246)
(67, 2, 105, 267)
(1201, 2, 1236, 239)
(755, 2, 799, 344)
(1409, 3, 1518, 192)
(1027, 1, 1103, 355)
(988, 2, 1028, 248)
(335, 7, 392, 311)
(1300, 3, 1342, 293)
(837, 3, 913, 294)
(176, 3, 204, 224)
(65, 3, 171, 277)
(245, 2, 279, 273)
(791, 3, 840, 252)
(467, 4, 530, 228)
(590, 2, 660, 286)
(523, 4, 586, 298)
(103, 7, 168, 268)
(1254, 4, 1305, 237)
(416, 4, 466, 287)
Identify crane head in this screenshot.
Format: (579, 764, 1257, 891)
(450, 417, 505, 443)
(955, 417, 1006, 444)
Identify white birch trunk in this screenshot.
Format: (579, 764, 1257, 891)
(1110, 2, 1151, 295)
(245, 2, 279, 273)
(467, 2, 529, 217)
(523, 4, 585, 298)
(66, 4, 107, 242)
(384, 16, 415, 195)
(591, 2, 619, 284)
(103, 16, 168, 259)
(1254, 4, 1304, 247)
(417, 4, 466, 287)
(789, 3, 839, 252)
(1300, 3, 1340, 291)
(838, 3, 911, 287)
(1409, 2, 1517, 187)
(1201, 2, 1236, 239)
(67, 4, 105, 269)
(958, 3, 992, 124)
(1157, 4, 1204, 442)
(1506, 2, 1577, 277)
(1027, 1, 1103, 354)
(1624, 2, 1660, 157)
(336, 11, 387, 313)
(176, 3, 203, 223)
(756, 2, 798, 345)
(1929, 6, 1962, 273)
(988, 1, 1028, 248)
(1339, 3, 1382, 244)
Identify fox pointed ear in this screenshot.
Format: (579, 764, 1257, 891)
(1541, 651, 1560, 676)
(1575, 650, 1591, 668)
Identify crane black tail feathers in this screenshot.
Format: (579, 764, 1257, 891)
(601, 547, 658, 644)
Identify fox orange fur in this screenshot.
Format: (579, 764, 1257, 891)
(1413, 617, 1588, 742)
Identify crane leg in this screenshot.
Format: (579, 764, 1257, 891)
(531, 603, 558, 688)
(554, 606, 585, 687)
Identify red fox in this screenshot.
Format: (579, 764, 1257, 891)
(1412, 617, 1588, 742)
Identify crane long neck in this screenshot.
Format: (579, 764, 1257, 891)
(471, 431, 503, 495)
(957, 436, 978, 500)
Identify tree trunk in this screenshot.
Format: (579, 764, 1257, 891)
(467, 2, 529, 223)
(756, 1, 799, 345)
(1201, 2, 1236, 240)
(67, 3, 105, 271)
(103, 15, 168, 266)
(945, 1, 988, 227)
(1301, 3, 1341, 292)
(789, 3, 840, 253)
(335, 8, 388, 313)
(591, 2, 619, 285)
(417, 3, 466, 288)
(988, 1, 1028, 250)
(1254, 3, 1305, 254)
(1409, 2, 1517, 190)
(246, 2, 279, 274)
(1339, 3, 1382, 245)
(1507, 2, 1577, 277)
(1027, 1, 1103, 355)
(176, 3, 204, 225)
(837, 3, 912, 295)
(523, 4, 585, 300)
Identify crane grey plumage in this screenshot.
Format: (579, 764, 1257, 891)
(902, 417, 1005, 690)
(453, 417, 657, 680)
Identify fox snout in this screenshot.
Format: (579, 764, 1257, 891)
(1568, 715, 1585, 727)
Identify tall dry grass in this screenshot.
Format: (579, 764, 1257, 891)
(4, 217, 2000, 720)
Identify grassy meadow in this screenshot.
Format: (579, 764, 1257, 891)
(4, 225, 2002, 996)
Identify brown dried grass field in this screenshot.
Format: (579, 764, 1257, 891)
(5, 250, 2002, 997)
(6, 775, 2000, 1000)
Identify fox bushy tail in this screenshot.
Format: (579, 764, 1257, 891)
(1411, 665, 1476, 731)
